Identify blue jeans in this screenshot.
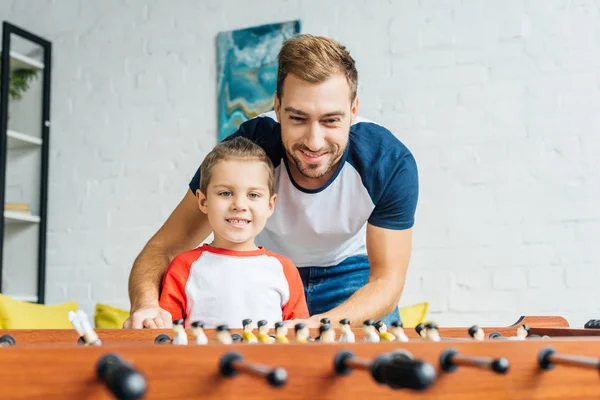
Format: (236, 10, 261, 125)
(298, 254, 401, 327)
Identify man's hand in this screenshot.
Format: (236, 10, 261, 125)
(122, 305, 173, 329)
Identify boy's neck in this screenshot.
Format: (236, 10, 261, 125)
(210, 236, 260, 252)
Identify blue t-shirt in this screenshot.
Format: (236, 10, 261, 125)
(189, 112, 419, 267)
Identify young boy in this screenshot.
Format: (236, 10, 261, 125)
(158, 137, 309, 329)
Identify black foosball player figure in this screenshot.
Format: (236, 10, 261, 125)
(242, 319, 258, 344)
(390, 321, 408, 342)
(171, 319, 188, 345)
(374, 320, 396, 342)
(191, 321, 208, 345)
(424, 322, 441, 342)
(274, 321, 290, 344)
(415, 323, 427, 340)
(468, 325, 485, 341)
(319, 323, 336, 343)
(339, 319, 355, 343)
(294, 323, 310, 343)
(0, 334, 15, 347)
(257, 320, 275, 344)
(362, 319, 380, 343)
(216, 325, 233, 344)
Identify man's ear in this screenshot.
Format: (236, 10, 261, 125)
(274, 93, 281, 122)
(350, 96, 359, 125)
(196, 189, 208, 214)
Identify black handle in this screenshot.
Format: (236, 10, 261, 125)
(371, 350, 437, 391)
(96, 353, 147, 400)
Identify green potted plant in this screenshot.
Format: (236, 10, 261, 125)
(9, 68, 38, 100)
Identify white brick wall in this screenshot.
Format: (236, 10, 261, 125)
(2, 0, 599, 328)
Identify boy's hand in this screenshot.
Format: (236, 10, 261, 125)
(123, 305, 173, 329)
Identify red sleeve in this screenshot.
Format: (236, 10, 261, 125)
(158, 253, 193, 322)
(271, 253, 309, 320)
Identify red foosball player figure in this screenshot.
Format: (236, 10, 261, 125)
(216, 325, 233, 344)
(374, 320, 396, 342)
(172, 319, 188, 345)
(191, 321, 208, 345)
(319, 323, 336, 343)
(274, 321, 289, 343)
(362, 319, 380, 343)
(390, 321, 408, 342)
(257, 320, 275, 344)
(242, 319, 258, 344)
(294, 323, 310, 343)
(468, 325, 485, 341)
(339, 319, 355, 343)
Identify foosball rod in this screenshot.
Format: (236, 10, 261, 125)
(333, 349, 437, 391)
(539, 347, 600, 373)
(219, 351, 287, 387)
(440, 348, 509, 374)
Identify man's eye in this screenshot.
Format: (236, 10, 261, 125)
(290, 116, 305, 121)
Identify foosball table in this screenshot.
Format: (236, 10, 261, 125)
(1, 315, 599, 399)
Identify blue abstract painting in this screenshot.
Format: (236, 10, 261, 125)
(217, 20, 301, 141)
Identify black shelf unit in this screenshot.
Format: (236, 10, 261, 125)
(0, 22, 52, 304)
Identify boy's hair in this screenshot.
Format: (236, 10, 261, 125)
(199, 136, 275, 195)
(276, 34, 358, 103)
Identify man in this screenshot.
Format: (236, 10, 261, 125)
(124, 34, 418, 329)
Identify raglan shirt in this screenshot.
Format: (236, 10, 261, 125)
(159, 244, 309, 328)
(189, 112, 419, 268)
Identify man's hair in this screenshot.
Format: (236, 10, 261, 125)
(276, 34, 358, 102)
(199, 136, 275, 195)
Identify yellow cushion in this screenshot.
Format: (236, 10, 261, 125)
(399, 301, 429, 328)
(94, 303, 129, 329)
(0, 293, 77, 329)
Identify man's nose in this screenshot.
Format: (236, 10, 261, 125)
(304, 122, 325, 152)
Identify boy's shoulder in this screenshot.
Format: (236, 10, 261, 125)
(263, 249, 296, 270)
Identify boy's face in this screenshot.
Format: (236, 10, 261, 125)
(196, 159, 276, 251)
(274, 73, 358, 188)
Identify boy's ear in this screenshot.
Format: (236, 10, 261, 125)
(268, 193, 277, 215)
(196, 189, 208, 214)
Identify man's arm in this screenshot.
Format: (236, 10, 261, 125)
(124, 189, 213, 328)
(310, 224, 412, 327)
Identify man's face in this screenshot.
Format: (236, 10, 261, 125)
(275, 73, 358, 184)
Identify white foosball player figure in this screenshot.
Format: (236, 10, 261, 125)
(374, 320, 396, 342)
(172, 319, 188, 345)
(69, 310, 102, 346)
(191, 321, 208, 345)
(294, 323, 310, 343)
(338, 319, 355, 343)
(425, 322, 441, 342)
(390, 321, 409, 342)
(216, 325, 233, 344)
(319, 324, 336, 343)
(362, 319, 380, 343)
(513, 324, 530, 340)
(468, 325, 485, 341)
(242, 318, 258, 343)
(274, 322, 289, 344)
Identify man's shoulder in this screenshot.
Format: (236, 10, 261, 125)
(349, 117, 413, 160)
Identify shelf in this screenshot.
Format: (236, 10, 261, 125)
(7, 130, 42, 149)
(2, 294, 38, 302)
(4, 210, 40, 223)
(0, 49, 44, 71)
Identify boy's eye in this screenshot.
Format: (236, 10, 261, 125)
(248, 193, 260, 199)
(219, 191, 231, 196)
